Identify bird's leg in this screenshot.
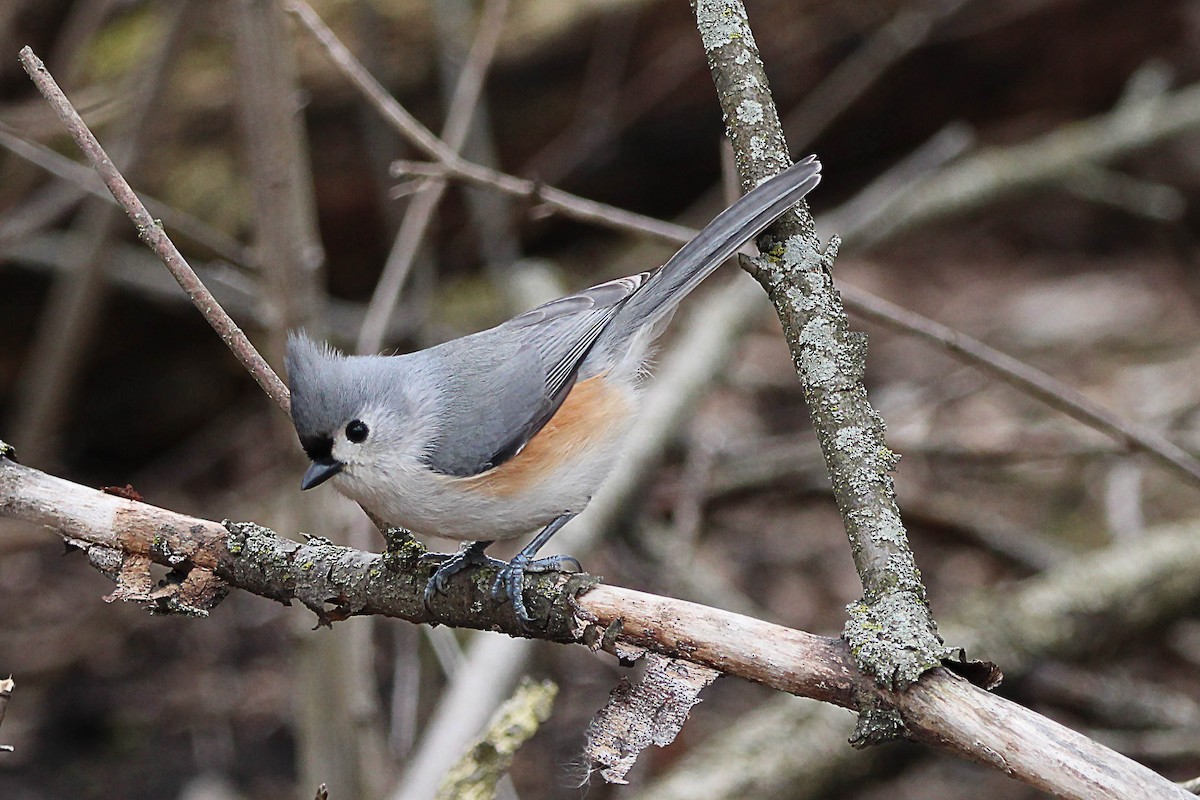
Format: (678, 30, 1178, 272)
(492, 513, 581, 628)
(422, 539, 502, 612)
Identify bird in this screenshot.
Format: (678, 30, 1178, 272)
(285, 155, 822, 627)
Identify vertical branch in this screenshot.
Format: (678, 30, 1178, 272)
(690, 0, 948, 708)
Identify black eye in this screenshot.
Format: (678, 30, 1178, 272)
(345, 420, 369, 443)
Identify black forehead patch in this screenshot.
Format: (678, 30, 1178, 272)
(299, 433, 333, 462)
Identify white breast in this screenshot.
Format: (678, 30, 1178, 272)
(333, 376, 637, 541)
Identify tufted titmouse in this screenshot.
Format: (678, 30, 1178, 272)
(286, 155, 821, 626)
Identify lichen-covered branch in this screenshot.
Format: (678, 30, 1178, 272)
(638, 516, 1200, 800)
(0, 454, 1192, 799)
(690, 0, 948, 699)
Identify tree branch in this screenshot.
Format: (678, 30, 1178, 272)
(692, 0, 946, 700)
(17, 46, 290, 414)
(0, 452, 1191, 799)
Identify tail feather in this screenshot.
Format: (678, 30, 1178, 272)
(613, 154, 821, 329)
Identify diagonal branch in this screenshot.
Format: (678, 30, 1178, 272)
(17, 46, 290, 414)
(840, 284, 1200, 484)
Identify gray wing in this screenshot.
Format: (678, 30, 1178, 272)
(421, 273, 646, 477)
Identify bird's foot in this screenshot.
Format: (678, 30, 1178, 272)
(491, 552, 583, 630)
(422, 540, 502, 613)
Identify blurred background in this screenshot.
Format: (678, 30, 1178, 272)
(2, 0, 1200, 798)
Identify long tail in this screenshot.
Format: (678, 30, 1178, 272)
(611, 154, 821, 330)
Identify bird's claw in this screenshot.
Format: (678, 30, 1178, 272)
(491, 553, 583, 630)
(422, 541, 502, 613)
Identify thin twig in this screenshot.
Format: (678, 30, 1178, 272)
(841, 284, 1200, 486)
(286, 0, 696, 245)
(0, 125, 254, 267)
(18, 46, 290, 414)
(356, 0, 509, 354)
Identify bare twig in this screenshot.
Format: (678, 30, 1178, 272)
(286, 0, 696, 245)
(17, 46, 290, 414)
(0, 123, 253, 267)
(840, 284, 1200, 486)
(0, 457, 1191, 800)
(356, 0, 509, 354)
(12, 3, 191, 466)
